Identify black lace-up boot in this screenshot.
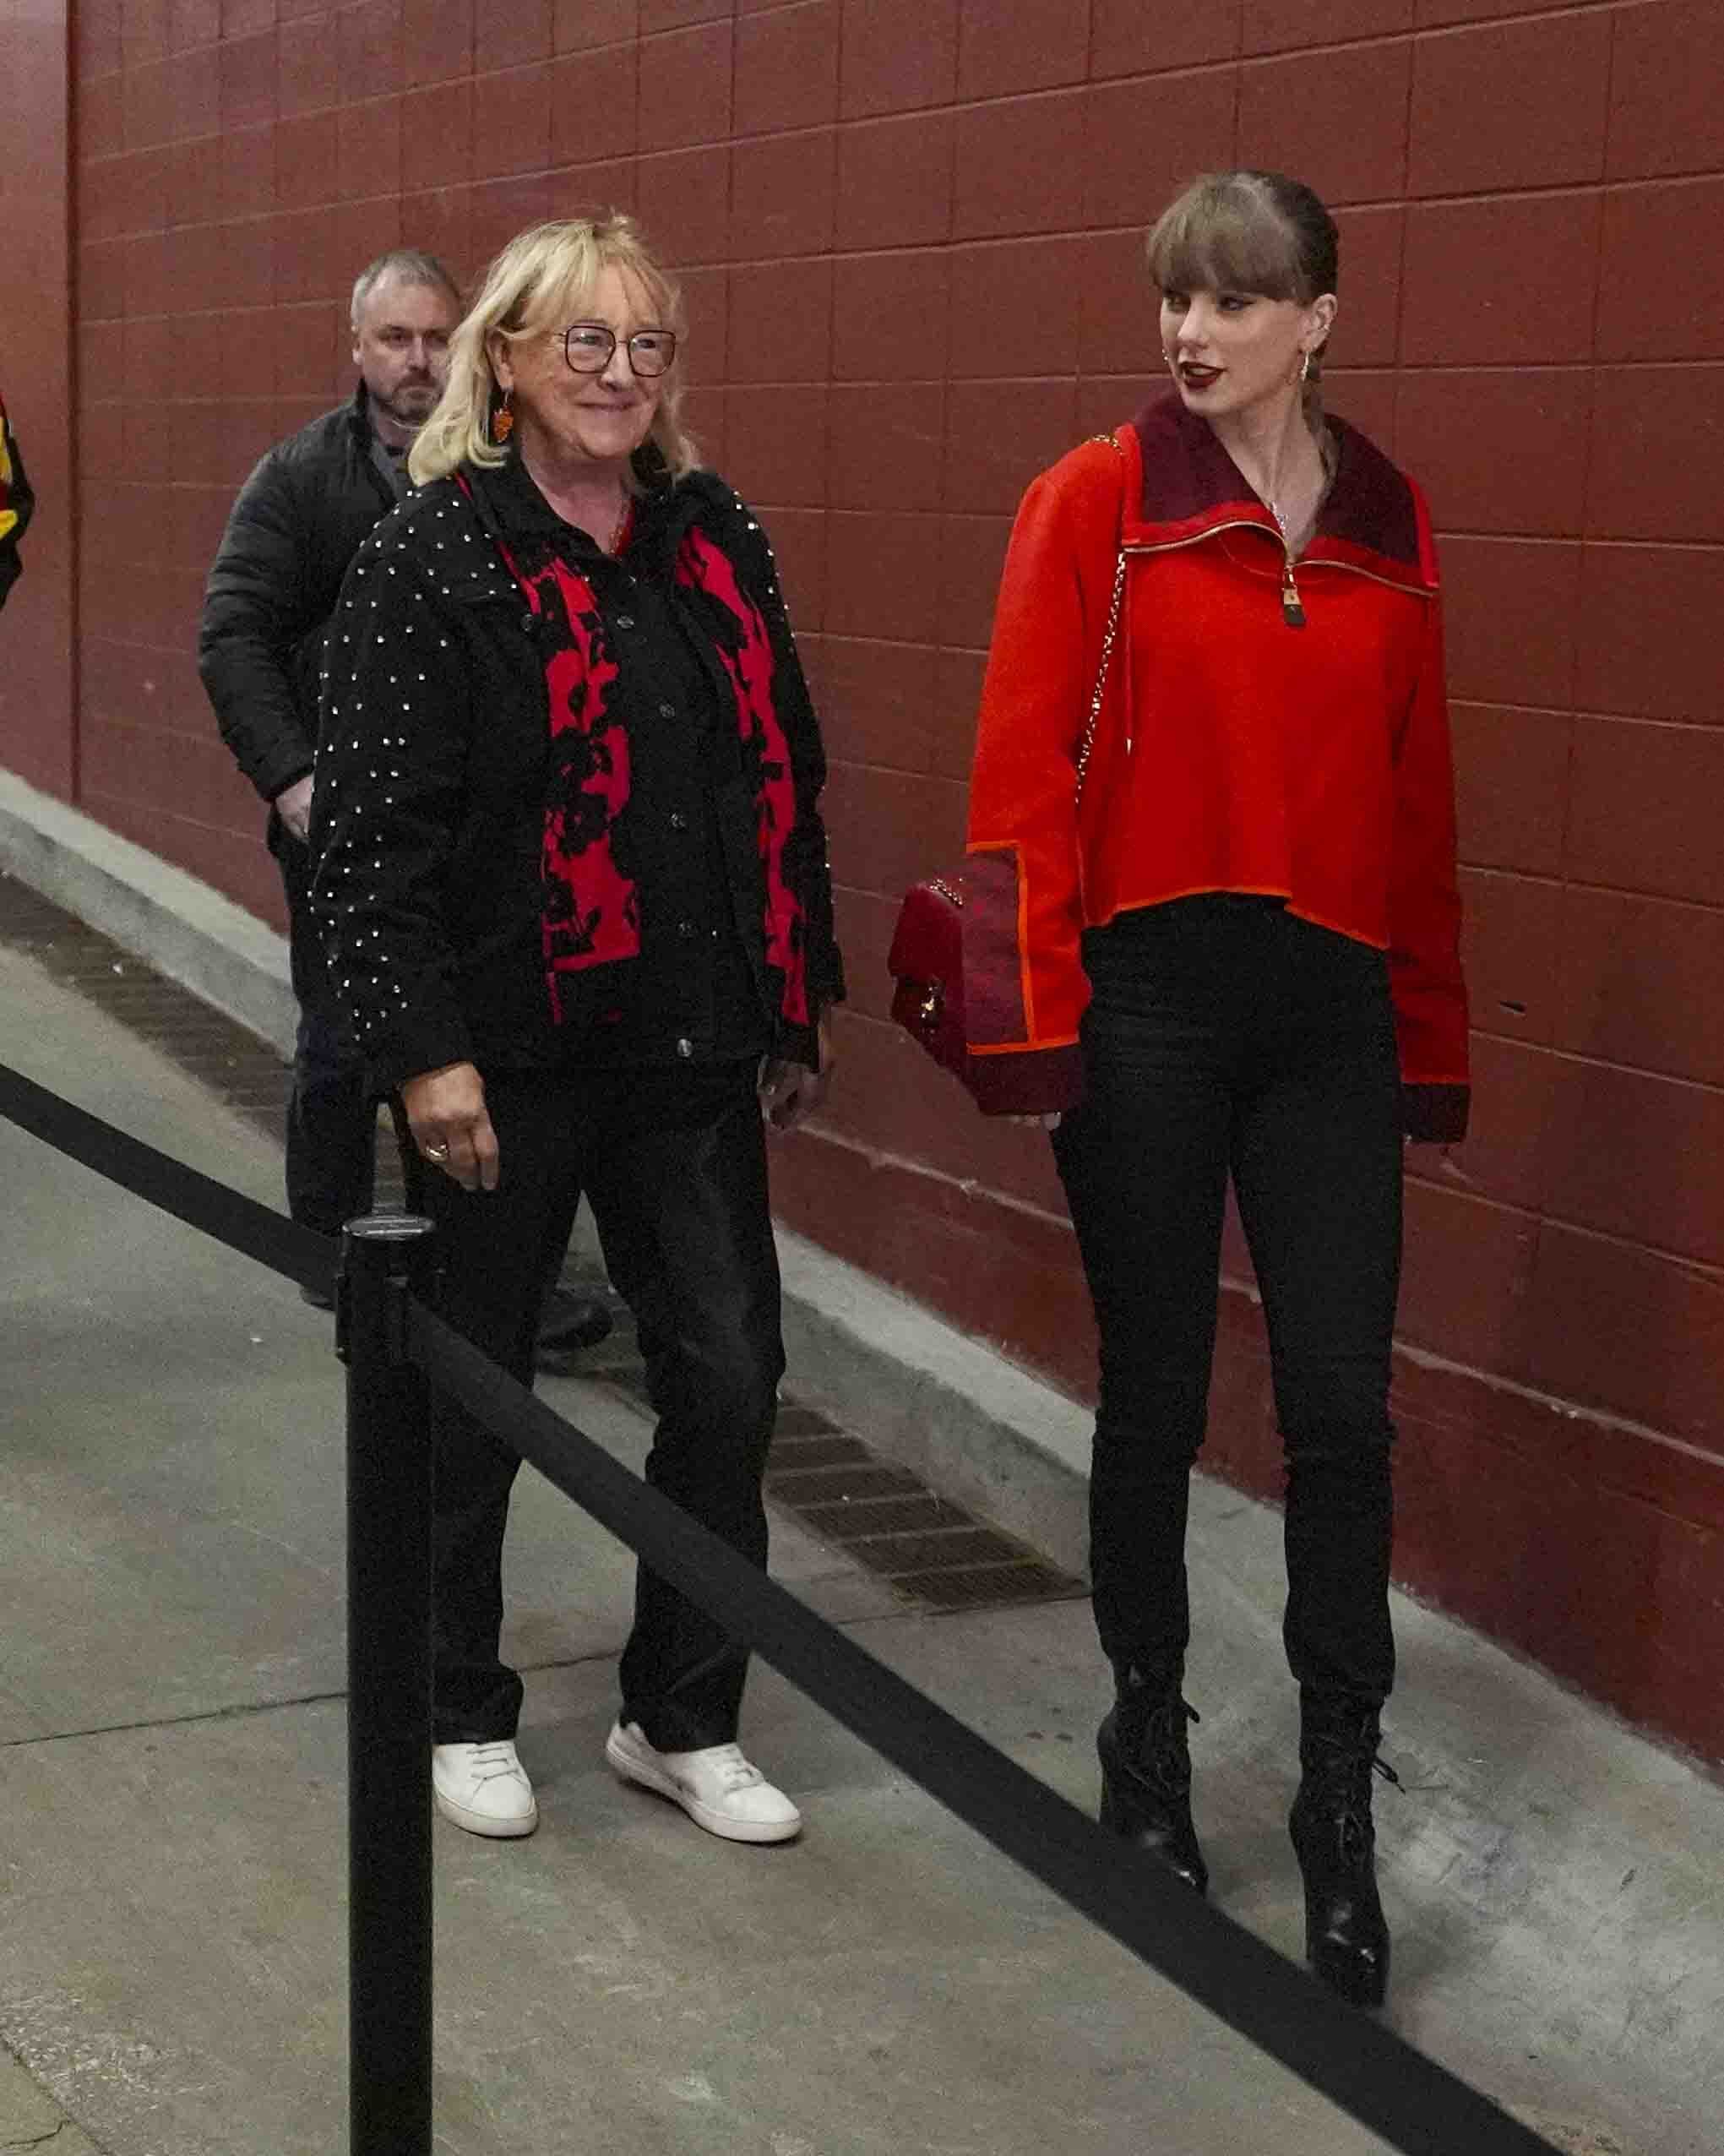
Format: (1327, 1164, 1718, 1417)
(1096, 1665, 1208, 1897)
(1289, 1692, 1400, 2006)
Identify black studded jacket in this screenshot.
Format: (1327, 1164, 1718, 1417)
(307, 449, 845, 1096)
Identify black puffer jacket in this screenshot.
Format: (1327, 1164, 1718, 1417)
(307, 455, 845, 1092)
(199, 386, 396, 807)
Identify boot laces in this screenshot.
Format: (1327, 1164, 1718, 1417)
(1305, 1731, 1400, 1859)
(1123, 1691, 1199, 1794)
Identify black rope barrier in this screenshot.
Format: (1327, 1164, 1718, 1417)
(0, 1056, 331, 1291)
(410, 1298, 1564, 2156)
(0, 1054, 1566, 2156)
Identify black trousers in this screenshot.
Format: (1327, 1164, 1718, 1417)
(420, 1060, 785, 1751)
(274, 822, 375, 1239)
(1052, 897, 1404, 1711)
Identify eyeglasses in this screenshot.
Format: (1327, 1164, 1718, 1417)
(561, 323, 678, 378)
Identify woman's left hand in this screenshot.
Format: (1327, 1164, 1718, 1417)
(759, 1015, 835, 1133)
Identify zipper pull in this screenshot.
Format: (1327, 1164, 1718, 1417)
(1281, 555, 1307, 629)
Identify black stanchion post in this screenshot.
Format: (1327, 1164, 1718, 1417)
(340, 1211, 438, 2156)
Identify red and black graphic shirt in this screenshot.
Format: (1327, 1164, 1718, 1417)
(309, 450, 843, 1094)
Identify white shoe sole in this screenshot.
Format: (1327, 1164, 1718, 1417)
(432, 1783, 539, 1839)
(605, 1728, 802, 1844)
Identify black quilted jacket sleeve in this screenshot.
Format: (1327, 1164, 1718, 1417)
(198, 402, 392, 808)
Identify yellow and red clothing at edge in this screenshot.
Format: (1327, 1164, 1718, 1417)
(964, 392, 1470, 1143)
(0, 394, 33, 610)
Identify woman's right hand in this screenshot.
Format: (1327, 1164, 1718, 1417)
(400, 1061, 499, 1192)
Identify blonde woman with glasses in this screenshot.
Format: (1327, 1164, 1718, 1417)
(309, 215, 843, 1848)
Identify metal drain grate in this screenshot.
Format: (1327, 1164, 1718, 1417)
(1, 870, 1086, 1614)
(0, 872, 405, 1205)
(582, 1348, 1086, 1614)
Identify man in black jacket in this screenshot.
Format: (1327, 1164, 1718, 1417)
(199, 248, 611, 1349)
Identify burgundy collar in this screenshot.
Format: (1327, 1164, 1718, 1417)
(1124, 392, 1434, 591)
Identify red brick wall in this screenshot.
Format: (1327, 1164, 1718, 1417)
(6, 0, 1721, 1754)
(0, 2, 73, 798)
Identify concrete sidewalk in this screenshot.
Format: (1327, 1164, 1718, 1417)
(3, 937, 1722, 2156)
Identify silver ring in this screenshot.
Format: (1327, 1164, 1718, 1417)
(423, 1142, 449, 1161)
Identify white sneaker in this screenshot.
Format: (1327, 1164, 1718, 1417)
(605, 1721, 802, 1844)
(432, 1740, 538, 1838)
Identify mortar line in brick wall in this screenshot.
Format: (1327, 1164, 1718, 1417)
(1394, 360, 1717, 376)
(1388, 1326, 1722, 1463)
(1402, 1181, 1724, 1289)
(1403, 0, 1623, 49)
(75, 791, 252, 842)
(1241, 0, 1621, 68)
(1509, 1202, 1724, 1286)
(819, 629, 948, 652)
(92, 174, 1721, 256)
(1228, 18, 1243, 163)
(1562, 24, 1618, 878)
(786, 1115, 1076, 1235)
(1446, 697, 1575, 723)
(79, 714, 227, 749)
(71, 636, 202, 662)
(824, 760, 966, 786)
(1428, 524, 1690, 547)
(1466, 1015, 1724, 1087)
(1562, 535, 1724, 557)
(1561, 709, 1724, 735)
(1532, 873, 1724, 923)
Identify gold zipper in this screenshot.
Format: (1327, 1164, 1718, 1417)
(1121, 525, 1433, 625)
(1281, 547, 1306, 629)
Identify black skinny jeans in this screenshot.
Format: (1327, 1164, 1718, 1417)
(1052, 897, 1404, 1711)
(419, 1060, 785, 1752)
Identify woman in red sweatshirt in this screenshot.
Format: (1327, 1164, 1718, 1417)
(964, 171, 1469, 2007)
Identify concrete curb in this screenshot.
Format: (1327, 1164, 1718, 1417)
(0, 770, 297, 1059)
(1, 766, 1097, 1571)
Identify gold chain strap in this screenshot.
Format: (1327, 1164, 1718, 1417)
(1074, 433, 1129, 803)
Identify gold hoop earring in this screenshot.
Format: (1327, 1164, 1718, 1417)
(1298, 350, 1312, 385)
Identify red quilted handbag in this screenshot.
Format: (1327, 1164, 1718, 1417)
(889, 436, 1128, 1111)
(887, 873, 973, 1087)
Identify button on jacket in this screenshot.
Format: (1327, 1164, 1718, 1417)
(965, 393, 1470, 1141)
(308, 451, 845, 1094)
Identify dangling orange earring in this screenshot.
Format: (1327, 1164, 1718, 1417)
(492, 389, 514, 444)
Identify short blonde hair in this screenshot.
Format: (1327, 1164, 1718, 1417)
(408, 214, 699, 488)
